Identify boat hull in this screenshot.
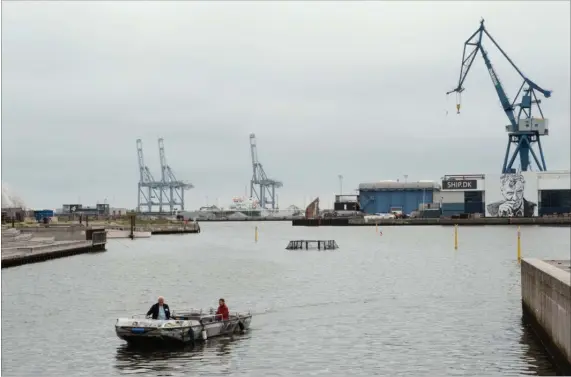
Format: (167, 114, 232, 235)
(119, 334, 191, 348)
(236, 314, 252, 332)
(115, 312, 252, 347)
(115, 319, 201, 346)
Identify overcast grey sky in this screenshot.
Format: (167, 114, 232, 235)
(2, 1, 570, 210)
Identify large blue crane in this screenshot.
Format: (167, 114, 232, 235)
(447, 19, 552, 173)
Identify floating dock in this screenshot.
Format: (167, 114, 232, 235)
(521, 258, 571, 374)
(1, 227, 107, 268)
(286, 240, 339, 250)
(293, 217, 571, 227)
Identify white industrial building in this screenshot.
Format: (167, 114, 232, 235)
(439, 170, 570, 217)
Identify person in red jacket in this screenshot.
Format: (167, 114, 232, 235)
(216, 298, 229, 321)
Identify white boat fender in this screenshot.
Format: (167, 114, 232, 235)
(198, 319, 208, 340)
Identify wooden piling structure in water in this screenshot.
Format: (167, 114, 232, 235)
(128, 212, 136, 240)
(285, 240, 339, 251)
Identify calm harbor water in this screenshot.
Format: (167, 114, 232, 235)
(2, 223, 570, 376)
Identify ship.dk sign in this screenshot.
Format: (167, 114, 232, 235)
(442, 180, 477, 190)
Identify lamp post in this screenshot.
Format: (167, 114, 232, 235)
(338, 175, 343, 195)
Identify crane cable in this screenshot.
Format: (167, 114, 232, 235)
(445, 91, 462, 115)
(445, 94, 449, 116)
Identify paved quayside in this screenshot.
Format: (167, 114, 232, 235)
(521, 258, 571, 374)
(1, 226, 107, 268)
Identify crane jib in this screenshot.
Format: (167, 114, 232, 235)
(488, 67, 499, 87)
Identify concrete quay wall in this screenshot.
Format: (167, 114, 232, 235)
(2, 227, 107, 268)
(521, 258, 571, 374)
(16, 226, 87, 241)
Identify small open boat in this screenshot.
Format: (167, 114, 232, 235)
(115, 308, 252, 347)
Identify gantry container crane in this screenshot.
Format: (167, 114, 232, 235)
(136, 139, 161, 212)
(136, 138, 193, 213)
(249, 133, 282, 209)
(447, 19, 553, 173)
(158, 138, 194, 212)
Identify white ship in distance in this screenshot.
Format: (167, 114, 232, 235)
(177, 196, 304, 220)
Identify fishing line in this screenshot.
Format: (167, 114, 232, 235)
(248, 295, 386, 317)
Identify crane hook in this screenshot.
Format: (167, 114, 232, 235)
(456, 92, 462, 114)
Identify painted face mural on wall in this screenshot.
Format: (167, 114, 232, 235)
(499, 174, 525, 214)
(486, 173, 537, 218)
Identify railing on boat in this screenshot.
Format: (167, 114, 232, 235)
(131, 308, 252, 320)
(173, 308, 252, 321)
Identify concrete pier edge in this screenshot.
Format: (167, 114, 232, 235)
(521, 258, 571, 375)
(2, 226, 107, 269)
(1, 246, 105, 269)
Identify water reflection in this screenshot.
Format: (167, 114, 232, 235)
(114, 335, 245, 375)
(519, 318, 558, 376)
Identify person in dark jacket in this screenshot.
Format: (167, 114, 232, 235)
(216, 298, 229, 321)
(146, 296, 171, 320)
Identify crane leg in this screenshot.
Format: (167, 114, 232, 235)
(518, 136, 531, 172)
(537, 137, 547, 171)
(505, 136, 524, 174)
(529, 144, 543, 172)
(502, 138, 512, 174)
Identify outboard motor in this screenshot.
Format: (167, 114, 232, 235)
(187, 327, 195, 344)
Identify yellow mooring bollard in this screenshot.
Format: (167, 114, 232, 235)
(454, 224, 458, 250)
(255, 226, 259, 243)
(517, 226, 521, 262)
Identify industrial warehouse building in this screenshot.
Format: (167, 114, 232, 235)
(358, 181, 439, 215)
(439, 174, 486, 217)
(537, 171, 571, 214)
(359, 170, 571, 217)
